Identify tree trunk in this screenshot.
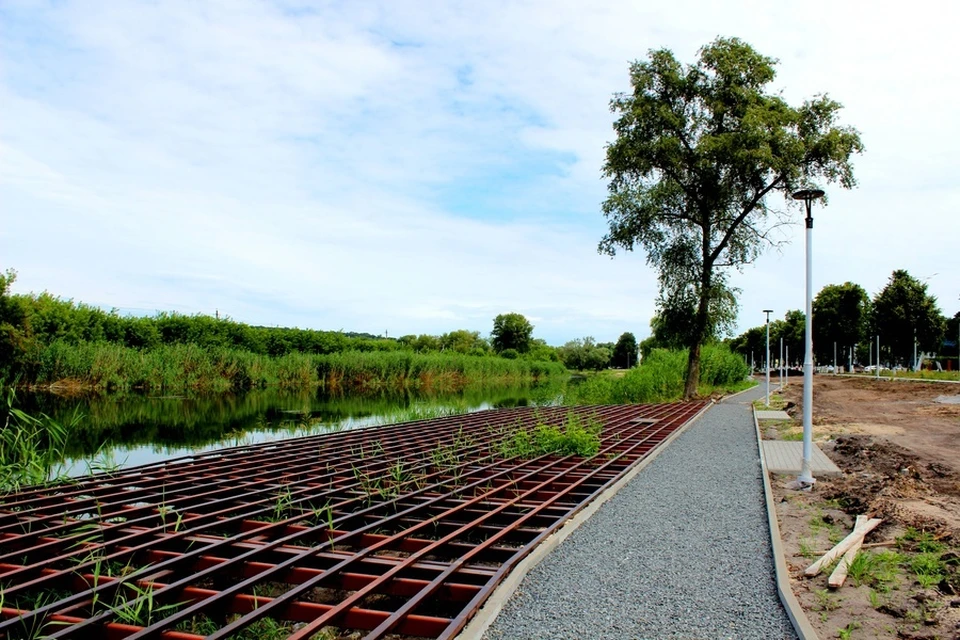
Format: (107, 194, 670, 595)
(683, 269, 712, 400)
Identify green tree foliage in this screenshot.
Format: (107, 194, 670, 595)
(491, 313, 534, 354)
(0, 269, 34, 377)
(771, 310, 805, 366)
(599, 37, 863, 398)
(872, 270, 945, 365)
(727, 325, 766, 368)
(612, 332, 639, 368)
(525, 339, 560, 363)
(439, 329, 488, 354)
(557, 337, 612, 371)
(649, 284, 738, 351)
(948, 312, 960, 357)
(812, 282, 871, 363)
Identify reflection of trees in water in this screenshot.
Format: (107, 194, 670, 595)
(26, 379, 566, 458)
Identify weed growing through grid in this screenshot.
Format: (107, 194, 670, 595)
(497, 412, 602, 459)
(107, 582, 183, 628)
(2, 590, 70, 639)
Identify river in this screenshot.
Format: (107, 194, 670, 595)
(24, 380, 566, 476)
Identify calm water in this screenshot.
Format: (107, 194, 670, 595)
(25, 382, 564, 475)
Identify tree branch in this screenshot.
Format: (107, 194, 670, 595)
(708, 175, 783, 264)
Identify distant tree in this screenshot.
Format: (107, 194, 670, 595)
(440, 329, 484, 354)
(491, 313, 534, 354)
(812, 282, 870, 363)
(771, 310, 805, 366)
(612, 332, 638, 368)
(557, 338, 587, 371)
(728, 326, 766, 368)
(872, 270, 945, 365)
(585, 346, 612, 371)
(0, 269, 30, 376)
(599, 37, 863, 399)
(526, 338, 559, 362)
(947, 312, 960, 365)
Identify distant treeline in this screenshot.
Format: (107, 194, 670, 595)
(0, 270, 564, 393)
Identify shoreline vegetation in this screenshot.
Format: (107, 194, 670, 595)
(25, 342, 565, 394)
(0, 276, 565, 394)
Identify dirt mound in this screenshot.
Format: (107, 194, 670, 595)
(820, 435, 960, 539)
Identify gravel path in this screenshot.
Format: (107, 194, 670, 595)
(482, 386, 797, 640)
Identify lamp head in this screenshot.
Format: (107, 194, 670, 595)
(791, 188, 825, 202)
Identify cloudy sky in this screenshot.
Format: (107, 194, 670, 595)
(2, 0, 958, 345)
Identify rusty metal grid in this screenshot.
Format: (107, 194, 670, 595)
(0, 401, 708, 640)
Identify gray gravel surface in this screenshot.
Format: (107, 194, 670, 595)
(482, 387, 797, 640)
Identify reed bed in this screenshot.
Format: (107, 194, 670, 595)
(564, 344, 750, 404)
(28, 341, 565, 394)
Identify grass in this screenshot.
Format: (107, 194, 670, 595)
(564, 345, 750, 405)
(26, 341, 567, 394)
(845, 550, 905, 592)
(798, 538, 818, 559)
(813, 588, 841, 622)
(0, 380, 78, 492)
(753, 392, 786, 410)
(909, 552, 946, 588)
(837, 621, 861, 639)
(898, 527, 945, 553)
(107, 582, 182, 628)
(498, 411, 602, 459)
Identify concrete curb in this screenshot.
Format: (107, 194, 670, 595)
(455, 400, 716, 640)
(753, 406, 820, 640)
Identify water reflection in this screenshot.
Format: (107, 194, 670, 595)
(25, 381, 564, 474)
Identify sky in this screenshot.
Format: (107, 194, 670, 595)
(2, 0, 958, 346)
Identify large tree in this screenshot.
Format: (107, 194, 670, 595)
(612, 331, 639, 368)
(490, 313, 534, 354)
(812, 282, 871, 363)
(599, 37, 863, 399)
(872, 270, 945, 366)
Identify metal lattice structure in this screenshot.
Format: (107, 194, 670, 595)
(0, 402, 708, 639)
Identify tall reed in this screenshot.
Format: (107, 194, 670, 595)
(29, 341, 565, 394)
(564, 344, 750, 404)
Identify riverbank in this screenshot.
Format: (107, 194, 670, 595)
(22, 341, 565, 394)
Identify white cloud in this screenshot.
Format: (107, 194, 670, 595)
(2, 0, 959, 347)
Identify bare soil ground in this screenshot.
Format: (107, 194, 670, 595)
(766, 375, 960, 640)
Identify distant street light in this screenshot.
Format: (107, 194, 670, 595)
(792, 187, 825, 489)
(764, 309, 774, 406)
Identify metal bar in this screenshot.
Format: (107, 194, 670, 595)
(0, 402, 707, 639)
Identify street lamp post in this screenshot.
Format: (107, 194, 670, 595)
(780, 337, 784, 387)
(792, 188, 825, 488)
(785, 345, 789, 387)
(764, 309, 774, 406)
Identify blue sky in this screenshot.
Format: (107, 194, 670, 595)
(2, 0, 958, 346)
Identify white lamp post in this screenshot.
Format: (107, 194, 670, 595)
(792, 187, 825, 488)
(764, 309, 773, 406)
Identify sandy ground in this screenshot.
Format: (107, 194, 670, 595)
(765, 375, 960, 640)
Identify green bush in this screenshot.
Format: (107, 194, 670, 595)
(563, 344, 749, 404)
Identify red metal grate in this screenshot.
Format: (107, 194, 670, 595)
(0, 401, 709, 639)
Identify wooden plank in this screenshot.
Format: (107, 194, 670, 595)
(828, 525, 867, 588)
(804, 516, 881, 577)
